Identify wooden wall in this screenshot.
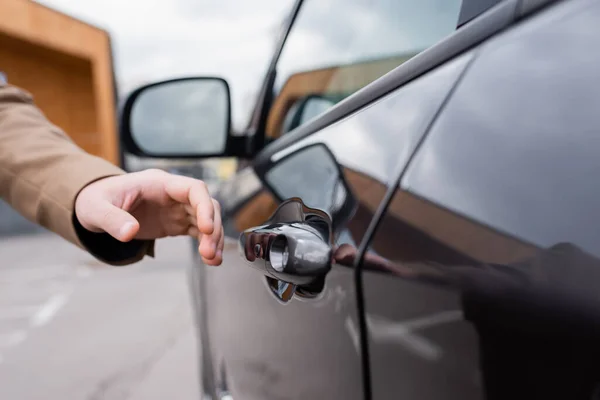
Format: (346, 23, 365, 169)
(0, 0, 119, 164)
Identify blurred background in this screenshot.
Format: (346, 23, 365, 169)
(0, 0, 291, 398)
(1, 0, 294, 235)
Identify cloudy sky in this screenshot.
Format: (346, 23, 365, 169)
(37, 0, 294, 130)
(36, 0, 462, 134)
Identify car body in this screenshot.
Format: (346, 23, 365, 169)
(120, 0, 600, 399)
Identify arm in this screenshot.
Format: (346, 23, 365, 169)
(0, 83, 153, 265)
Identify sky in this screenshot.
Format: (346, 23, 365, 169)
(36, 0, 294, 131)
(35, 0, 463, 151)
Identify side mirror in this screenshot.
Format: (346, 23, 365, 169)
(262, 143, 357, 238)
(120, 77, 232, 158)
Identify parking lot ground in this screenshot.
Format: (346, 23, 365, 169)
(0, 233, 201, 400)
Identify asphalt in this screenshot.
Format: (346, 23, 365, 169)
(0, 232, 202, 400)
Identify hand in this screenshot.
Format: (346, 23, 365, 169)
(74, 169, 223, 266)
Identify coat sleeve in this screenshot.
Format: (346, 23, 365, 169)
(0, 83, 154, 265)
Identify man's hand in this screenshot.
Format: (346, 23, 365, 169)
(74, 169, 223, 266)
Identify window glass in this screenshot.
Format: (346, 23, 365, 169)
(266, 0, 463, 138)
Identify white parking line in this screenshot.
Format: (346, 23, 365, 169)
(30, 292, 70, 327)
(0, 258, 87, 366)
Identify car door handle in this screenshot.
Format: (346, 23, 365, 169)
(238, 198, 333, 286)
(240, 222, 332, 285)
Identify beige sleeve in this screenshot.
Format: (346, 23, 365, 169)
(0, 83, 154, 265)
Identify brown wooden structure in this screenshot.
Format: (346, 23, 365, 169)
(0, 0, 119, 164)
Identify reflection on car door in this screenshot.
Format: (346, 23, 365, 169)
(362, 1, 600, 398)
(206, 131, 375, 399)
(204, 49, 470, 399)
(201, 0, 472, 397)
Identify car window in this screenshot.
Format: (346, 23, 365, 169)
(265, 0, 464, 139)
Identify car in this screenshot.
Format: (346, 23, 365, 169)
(119, 0, 600, 398)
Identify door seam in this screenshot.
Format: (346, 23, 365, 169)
(351, 49, 479, 400)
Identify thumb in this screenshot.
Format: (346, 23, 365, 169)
(93, 202, 140, 242)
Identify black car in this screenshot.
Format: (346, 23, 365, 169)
(119, 0, 600, 398)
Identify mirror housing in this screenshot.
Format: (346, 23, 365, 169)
(120, 77, 245, 159)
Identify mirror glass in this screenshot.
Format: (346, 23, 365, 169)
(130, 79, 229, 156)
(265, 144, 356, 233)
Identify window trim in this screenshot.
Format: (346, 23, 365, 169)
(254, 0, 519, 167)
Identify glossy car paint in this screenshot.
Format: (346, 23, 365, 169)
(204, 179, 363, 399)
(360, 0, 600, 399)
(198, 51, 471, 400)
(169, 0, 600, 399)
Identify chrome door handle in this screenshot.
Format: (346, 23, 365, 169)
(240, 221, 332, 286)
(238, 198, 333, 302)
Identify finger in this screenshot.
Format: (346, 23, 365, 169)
(188, 180, 214, 235)
(210, 200, 223, 254)
(203, 230, 223, 266)
(203, 254, 222, 266)
(162, 205, 190, 237)
(184, 205, 195, 216)
(165, 176, 214, 235)
(92, 201, 140, 242)
(174, 204, 191, 227)
(217, 229, 225, 258)
(218, 226, 224, 254)
(188, 226, 199, 237)
(199, 199, 222, 260)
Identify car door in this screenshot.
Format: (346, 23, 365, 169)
(201, 0, 475, 398)
(360, 0, 600, 399)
